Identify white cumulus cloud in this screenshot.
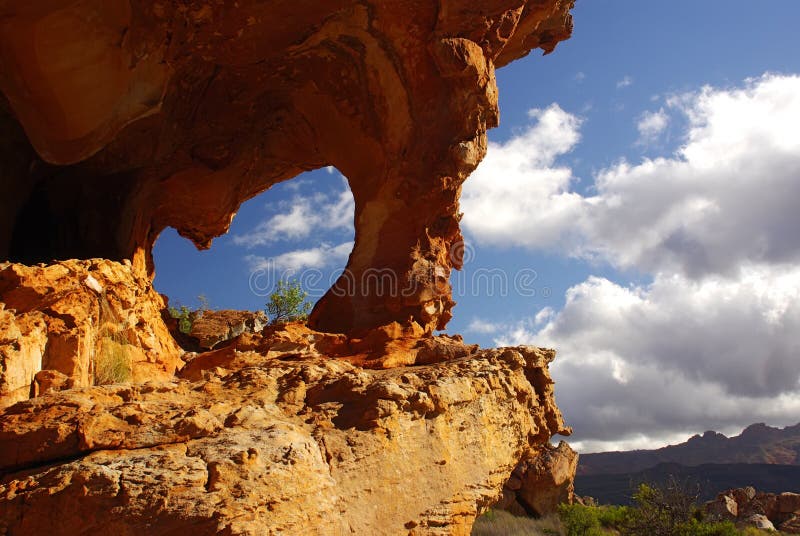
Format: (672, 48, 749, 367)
(234, 179, 354, 247)
(465, 73, 800, 451)
(636, 108, 670, 144)
(245, 241, 354, 273)
(464, 74, 800, 280)
(533, 268, 800, 452)
(461, 103, 585, 251)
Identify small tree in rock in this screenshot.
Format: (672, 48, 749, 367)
(266, 279, 311, 324)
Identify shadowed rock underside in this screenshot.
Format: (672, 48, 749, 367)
(0, 0, 574, 335)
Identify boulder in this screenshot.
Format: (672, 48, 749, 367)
(187, 309, 268, 350)
(499, 440, 578, 516)
(706, 493, 739, 520)
(779, 492, 800, 514)
(779, 514, 800, 534)
(739, 514, 775, 531)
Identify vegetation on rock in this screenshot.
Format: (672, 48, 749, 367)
(265, 279, 312, 324)
(474, 477, 782, 536)
(94, 337, 133, 385)
(168, 294, 210, 334)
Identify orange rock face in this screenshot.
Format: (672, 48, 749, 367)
(0, 0, 574, 335)
(0, 344, 569, 535)
(0, 2, 579, 531)
(502, 441, 579, 516)
(0, 260, 183, 408)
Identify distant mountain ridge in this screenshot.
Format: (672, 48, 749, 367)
(575, 463, 800, 505)
(579, 423, 800, 476)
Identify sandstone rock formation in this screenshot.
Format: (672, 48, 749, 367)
(184, 309, 268, 351)
(0, 0, 579, 532)
(705, 487, 800, 533)
(497, 440, 578, 517)
(0, 0, 574, 335)
(179, 319, 480, 379)
(0, 344, 569, 535)
(0, 260, 183, 408)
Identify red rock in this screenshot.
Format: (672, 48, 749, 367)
(779, 514, 800, 534)
(706, 494, 739, 520)
(780, 492, 800, 514)
(0, 0, 574, 335)
(186, 309, 268, 350)
(0, 1, 579, 532)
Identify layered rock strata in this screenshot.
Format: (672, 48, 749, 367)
(0, 345, 569, 535)
(0, 260, 183, 408)
(0, 0, 574, 334)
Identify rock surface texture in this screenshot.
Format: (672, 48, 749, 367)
(0, 344, 569, 535)
(0, 0, 578, 532)
(184, 309, 269, 351)
(0, 260, 183, 408)
(705, 487, 800, 533)
(0, 0, 574, 335)
(497, 440, 578, 517)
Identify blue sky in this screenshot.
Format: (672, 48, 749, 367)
(154, 0, 800, 452)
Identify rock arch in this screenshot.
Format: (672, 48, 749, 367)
(0, 0, 574, 334)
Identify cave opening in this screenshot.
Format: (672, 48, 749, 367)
(152, 167, 355, 318)
(6, 170, 138, 265)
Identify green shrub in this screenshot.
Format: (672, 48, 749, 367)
(95, 337, 133, 385)
(265, 279, 311, 324)
(169, 305, 193, 334)
(558, 504, 603, 536)
(168, 295, 211, 334)
(596, 504, 633, 528)
(674, 519, 739, 536)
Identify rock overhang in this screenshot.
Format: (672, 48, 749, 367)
(0, 0, 575, 335)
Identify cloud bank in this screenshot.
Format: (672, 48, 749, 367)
(234, 179, 354, 247)
(463, 73, 800, 452)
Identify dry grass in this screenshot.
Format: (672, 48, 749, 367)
(472, 509, 563, 536)
(94, 336, 133, 385)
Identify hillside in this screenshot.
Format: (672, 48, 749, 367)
(575, 462, 800, 505)
(579, 423, 800, 476)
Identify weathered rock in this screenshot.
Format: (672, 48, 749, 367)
(739, 514, 775, 531)
(0, 0, 575, 335)
(498, 440, 578, 517)
(517, 441, 578, 516)
(707, 494, 739, 520)
(179, 320, 482, 380)
(706, 487, 800, 531)
(780, 492, 800, 514)
(186, 309, 268, 350)
(779, 514, 800, 534)
(0, 345, 569, 535)
(0, 260, 183, 408)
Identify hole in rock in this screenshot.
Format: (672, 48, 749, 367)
(8, 172, 138, 264)
(153, 167, 355, 320)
